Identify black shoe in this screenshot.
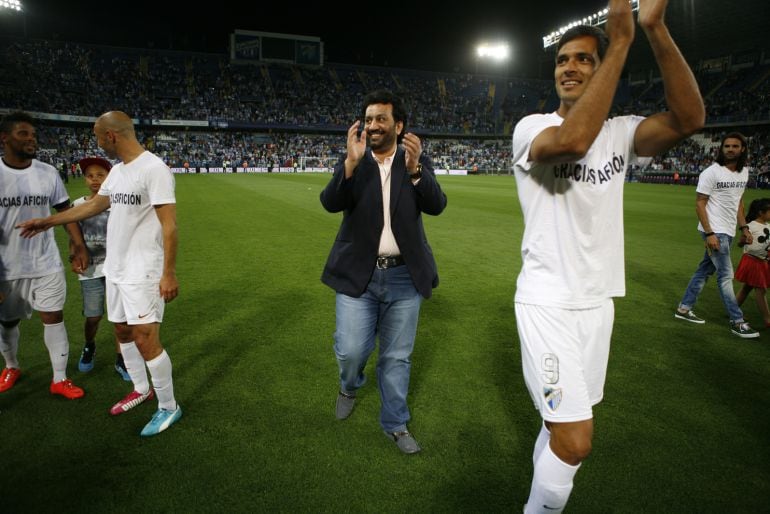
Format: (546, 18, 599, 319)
(78, 343, 95, 372)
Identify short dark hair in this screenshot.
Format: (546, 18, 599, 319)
(746, 197, 770, 222)
(716, 131, 748, 172)
(362, 89, 407, 144)
(0, 111, 36, 135)
(557, 25, 610, 61)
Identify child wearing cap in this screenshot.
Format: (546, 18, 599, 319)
(72, 157, 130, 380)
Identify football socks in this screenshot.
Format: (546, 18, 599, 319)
(119, 341, 151, 394)
(0, 324, 20, 369)
(525, 445, 581, 514)
(43, 322, 69, 383)
(146, 350, 176, 411)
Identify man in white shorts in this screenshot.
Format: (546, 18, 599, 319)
(19, 111, 181, 436)
(0, 111, 88, 399)
(511, 1, 705, 512)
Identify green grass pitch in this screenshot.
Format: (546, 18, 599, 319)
(2, 173, 769, 512)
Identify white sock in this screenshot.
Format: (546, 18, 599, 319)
(119, 341, 150, 394)
(533, 423, 551, 466)
(43, 322, 69, 382)
(146, 350, 176, 411)
(524, 445, 581, 514)
(0, 324, 20, 369)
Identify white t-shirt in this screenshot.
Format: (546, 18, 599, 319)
(0, 158, 68, 280)
(98, 151, 175, 284)
(73, 196, 109, 280)
(695, 163, 749, 236)
(742, 220, 770, 260)
(512, 112, 646, 308)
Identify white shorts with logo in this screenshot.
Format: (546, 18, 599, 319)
(515, 299, 614, 423)
(0, 271, 67, 321)
(106, 279, 164, 325)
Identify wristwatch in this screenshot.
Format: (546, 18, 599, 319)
(409, 163, 422, 180)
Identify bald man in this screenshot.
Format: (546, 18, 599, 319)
(18, 111, 182, 436)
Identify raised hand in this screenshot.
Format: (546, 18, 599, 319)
(346, 121, 367, 166)
(402, 133, 422, 173)
(605, 0, 635, 46)
(637, 0, 668, 30)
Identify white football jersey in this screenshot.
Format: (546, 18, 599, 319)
(512, 112, 646, 308)
(98, 151, 175, 284)
(0, 158, 68, 280)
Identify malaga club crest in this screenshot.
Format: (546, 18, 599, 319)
(543, 387, 562, 412)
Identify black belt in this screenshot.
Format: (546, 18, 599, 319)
(376, 255, 405, 269)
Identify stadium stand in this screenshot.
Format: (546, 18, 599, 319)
(0, 36, 768, 181)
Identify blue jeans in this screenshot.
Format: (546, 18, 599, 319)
(334, 265, 423, 432)
(679, 232, 744, 323)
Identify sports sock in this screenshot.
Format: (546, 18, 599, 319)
(524, 445, 581, 514)
(0, 324, 20, 369)
(146, 350, 176, 411)
(43, 322, 69, 382)
(119, 341, 150, 394)
(532, 422, 551, 466)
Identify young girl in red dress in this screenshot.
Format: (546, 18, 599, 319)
(736, 197, 770, 327)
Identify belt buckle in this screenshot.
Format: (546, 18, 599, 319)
(377, 256, 388, 269)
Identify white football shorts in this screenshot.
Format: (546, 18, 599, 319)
(0, 271, 67, 321)
(515, 299, 614, 423)
(106, 279, 164, 325)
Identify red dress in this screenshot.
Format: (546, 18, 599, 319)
(735, 253, 770, 288)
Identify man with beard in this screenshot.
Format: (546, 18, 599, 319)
(675, 132, 758, 337)
(320, 90, 446, 454)
(18, 111, 182, 436)
(0, 111, 88, 399)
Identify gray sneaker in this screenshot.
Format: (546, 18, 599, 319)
(675, 309, 705, 324)
(730, 321, 760, 338)
(335, 391, 356, 419)
(385, 430, 422, 454)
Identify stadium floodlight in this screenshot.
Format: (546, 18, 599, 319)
(542, 0, 638, 49)
(476, 42, 510, 61)
(0, 0, 22, 11)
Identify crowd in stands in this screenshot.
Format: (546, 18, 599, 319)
(36, 126, 512, 173)
(0, 38, 541, 135)
(1, 36, 769, 181)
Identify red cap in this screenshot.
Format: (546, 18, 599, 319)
(78, 157, 112, 173)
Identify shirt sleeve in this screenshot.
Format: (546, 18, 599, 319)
(512, 114, 558, 173)
(621, 115, 651, 168)
(147, 163, 176, 206)
(696, 165, 715, 196)
(98, 169, 113, 197)
(51, 172, 69, 207)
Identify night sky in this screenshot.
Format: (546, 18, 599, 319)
(1, 0, 600, 75)
(2, 1, 767, 78)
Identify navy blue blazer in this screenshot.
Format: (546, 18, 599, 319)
(320, 147, 447, 299)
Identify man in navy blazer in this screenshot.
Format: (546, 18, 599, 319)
(320, 90, 446, 454)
